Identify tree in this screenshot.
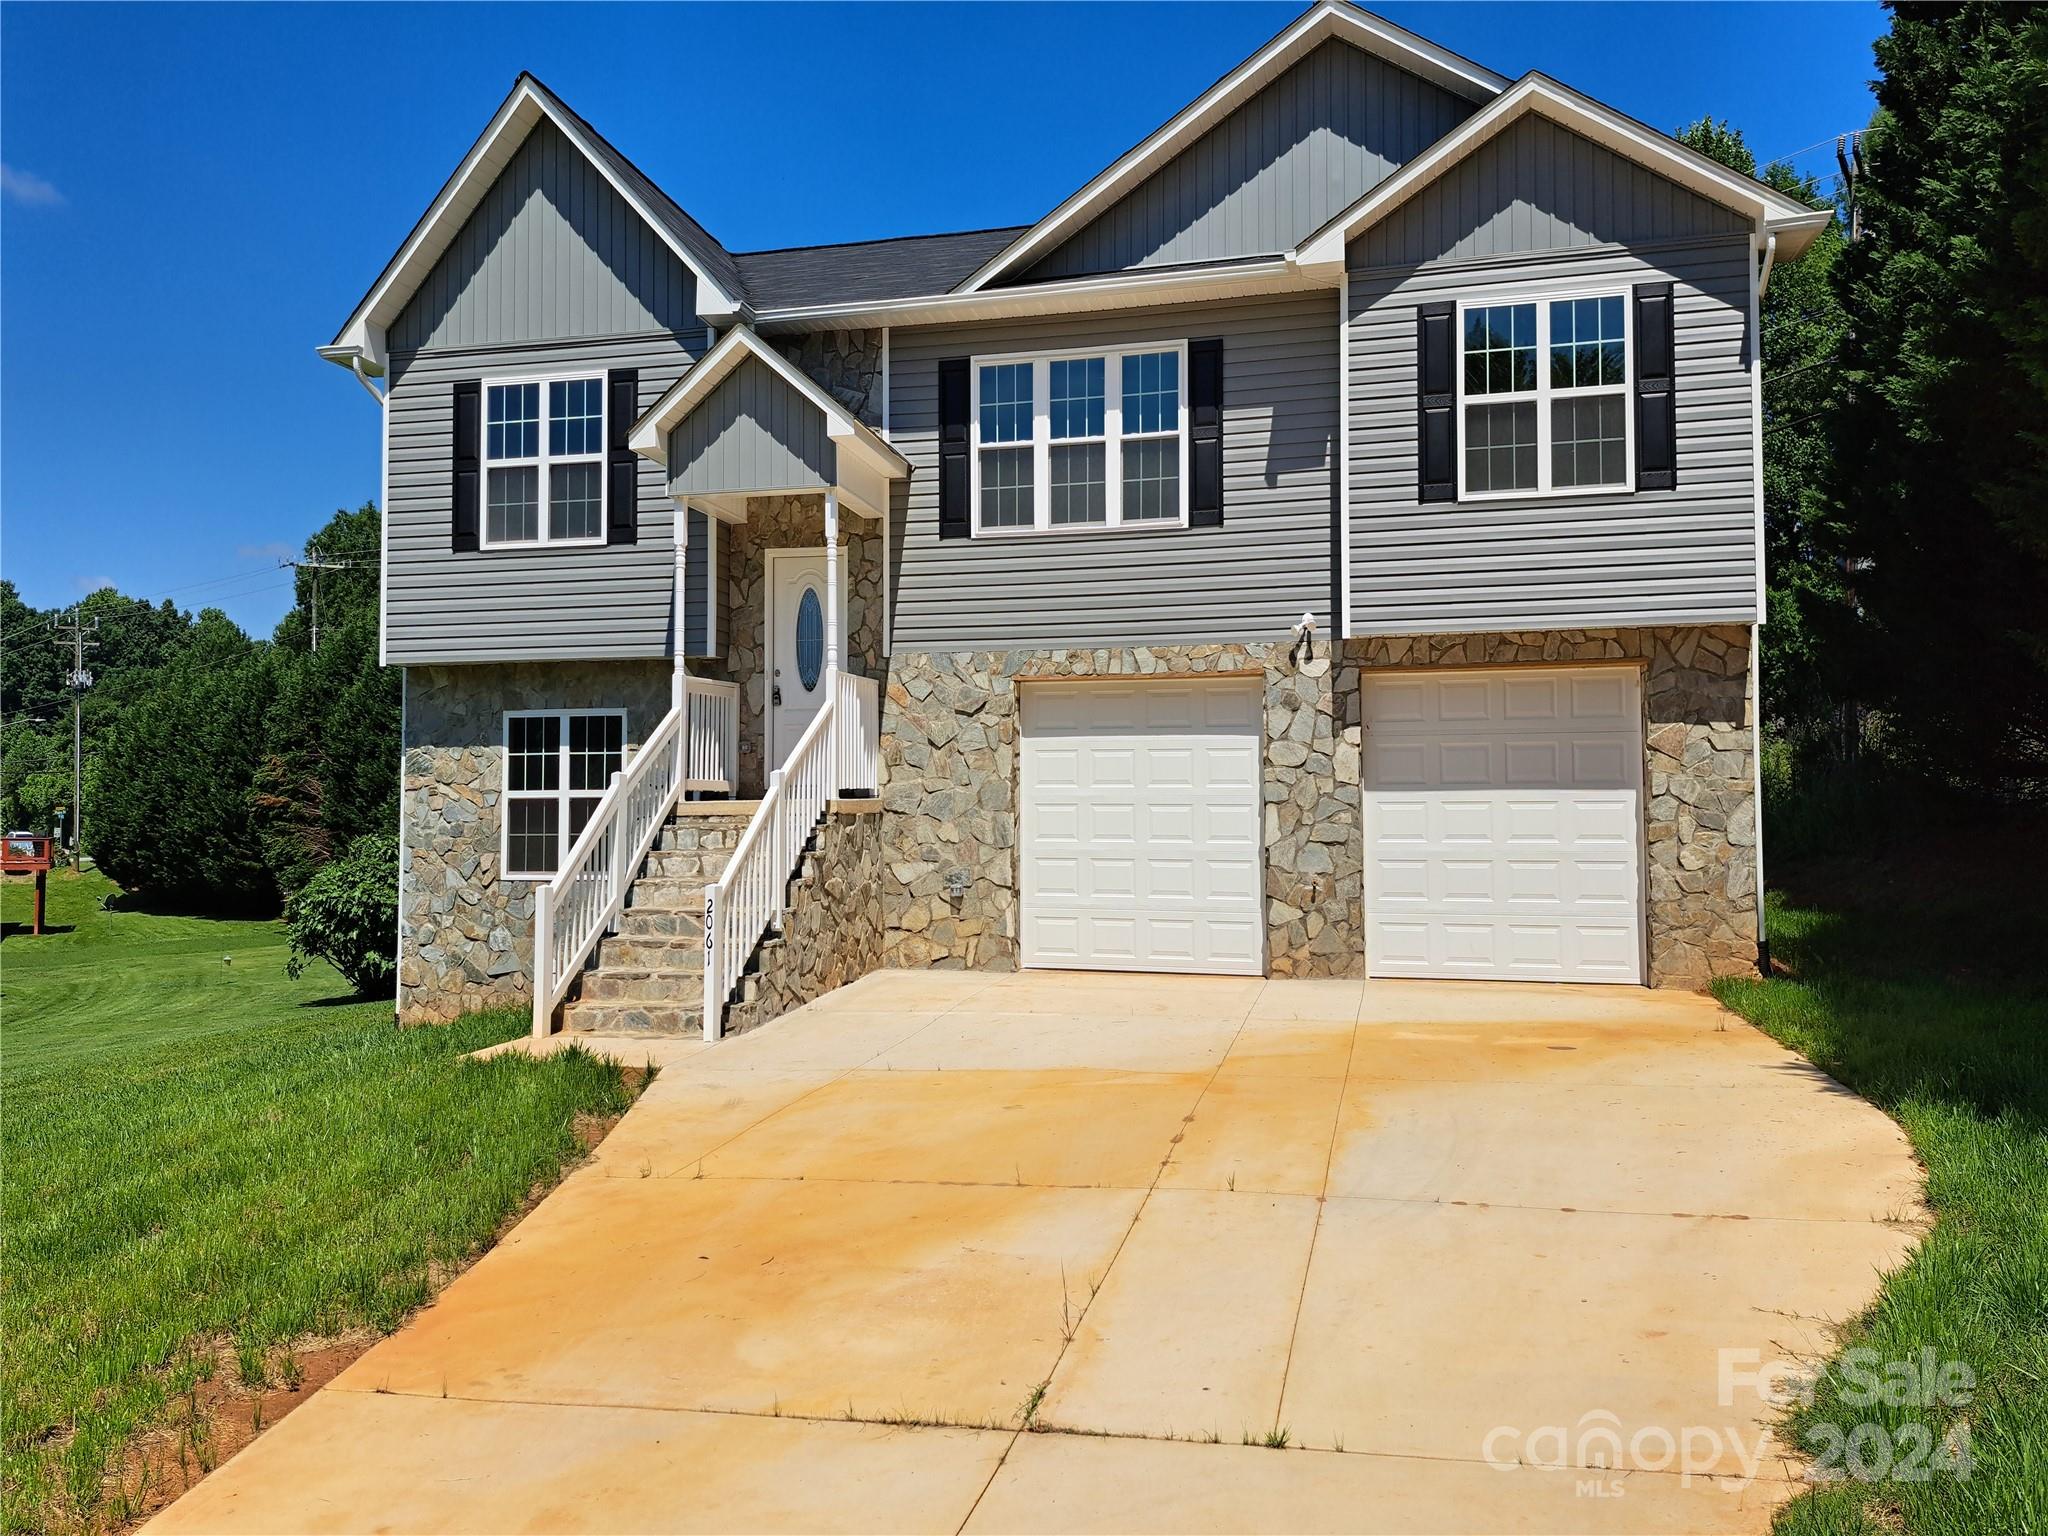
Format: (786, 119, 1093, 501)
(89, 611, 277, 909)
(251, 504, 399, 893)
(1828, 2, 2048, 784)
(1675, 119, 1858, 745)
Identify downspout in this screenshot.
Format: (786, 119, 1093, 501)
(1751, 233, 1775, 975)
(348, 354, 385, 404)
(1750, 623, 1769, 976)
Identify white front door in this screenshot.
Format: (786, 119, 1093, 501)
(1363, 666, 1645, 984)
(1019, 678, 1264, 976)
(766, 551, 833, 767)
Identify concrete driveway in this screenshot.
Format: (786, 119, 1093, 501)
(151, 972, 1922, 1535)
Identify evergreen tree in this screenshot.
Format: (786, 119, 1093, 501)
(1674, 119, 1857, 745)
(1829, 2, 2048, 783)
(89, 610, 277, 908)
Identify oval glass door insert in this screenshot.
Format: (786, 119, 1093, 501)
(795, 587, 824, 691)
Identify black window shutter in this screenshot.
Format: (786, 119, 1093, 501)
(937, 357, 971, 540)
(1416, 302, 1457, 502)
(1634, 282, 1677, 491)
(1188, 336, 1224, 527)
(451, 380, 480, 552)
(607, 368, 640, 545)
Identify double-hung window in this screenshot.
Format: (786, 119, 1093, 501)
(1458, 293, 1630, 498)
(483, 376, 606, 546)
(502, 710, 626, 878)
(972, 344, 1187, 533)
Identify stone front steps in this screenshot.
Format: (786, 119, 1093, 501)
(555, 802, 756, 1039)
(553, 795, 880, 1042)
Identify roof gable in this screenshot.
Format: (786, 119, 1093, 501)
(1015, 37, 1474, 284)
(325, 75, 744, 373)
(389, 120, 700, 352)
(956, 2, 1506, 294)
(1349, 112, 1751, 269)
(1296, 74, 1832, 271)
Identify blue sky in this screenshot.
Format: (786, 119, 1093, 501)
(1, 1, 1884, 637)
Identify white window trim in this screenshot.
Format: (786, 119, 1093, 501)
(499, 708, 629, 882)
(1454, 287, 1634, 504)
(969, 341, 1191, 537)
(480, 370, 609, 550)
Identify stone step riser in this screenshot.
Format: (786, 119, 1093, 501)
(595, 935, 705, 970)
(561, 1001, 704, 1037)
(578, 967, 704, 1003)
(617, 906, 707, 941)
(627, 876, 711, 910)
(653, 822, 747, 855)
(642, 849, 733, 881)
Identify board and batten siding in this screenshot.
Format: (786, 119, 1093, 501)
(888, 291, 1338, 652)
(667, 355, 834, 498)
(1345, 235, 1758, 633)
(1021, 40, 1474, 284)
(389, 121, 700, 353)
(385, 333, 714, 663)
(1351, 115, 1752, 270)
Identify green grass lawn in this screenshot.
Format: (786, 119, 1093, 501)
(1, 869, 637, 1534)
(1714, 831, 2048, 1535)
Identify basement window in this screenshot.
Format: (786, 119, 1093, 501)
(501, 710, 626, 878)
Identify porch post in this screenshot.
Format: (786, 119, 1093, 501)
(823, 490, 842, 678)
(672, 499, 690, 711)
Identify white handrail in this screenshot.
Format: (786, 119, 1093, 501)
(701, 666, 878, 1040)
(530, 696, 691, 1038)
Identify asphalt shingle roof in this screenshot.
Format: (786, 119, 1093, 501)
(733, 227, 1030, 312)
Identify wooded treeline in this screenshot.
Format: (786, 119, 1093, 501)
(0, 504, 399, 910)
(1695, 2, 2047, 808)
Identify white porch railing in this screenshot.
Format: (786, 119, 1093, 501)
(528, 676, 739, 1038)
(833, 670, 880, 796)
(701, 667, 878, 1040)
(685, 678, 740, 792)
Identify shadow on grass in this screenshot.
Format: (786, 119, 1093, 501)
(103, 889, 277, 921)
(1713, 803, 2048, 1535)
(298, 992, 389, 1010)
(0, 922, 77, 940)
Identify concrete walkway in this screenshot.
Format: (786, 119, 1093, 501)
(150, 972, 1923, 1535)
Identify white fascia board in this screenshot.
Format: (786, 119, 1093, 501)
(324, 79, 743, 375)
(955, 2, 1506, 296)
(756, 257, 1325, 334)
(630, 326, 909, 480)
(1295, 75, 1830, 273)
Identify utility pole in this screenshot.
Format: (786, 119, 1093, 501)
(1835, 132, 1867, 245)
(290, 549, 353, 651)
(51, 611, 98, 873)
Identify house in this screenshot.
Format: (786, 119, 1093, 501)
(320, 2, 1827, 1036)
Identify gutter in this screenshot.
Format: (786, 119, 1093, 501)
(1756, 231, 1779, 299)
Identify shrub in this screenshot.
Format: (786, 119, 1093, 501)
(284, 832, 398, 997)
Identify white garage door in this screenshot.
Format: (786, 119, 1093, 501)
(1020, 679, 1263, 976)
(1364, 667, 1644, 984)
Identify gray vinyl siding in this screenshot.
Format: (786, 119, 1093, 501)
(386, 333, 715, 663)
(1346, 235, 1758, 633)
(667, 355, 834, 497)
(889, 291, 1338, 651)
(389, 121, 699, 353)
(1350, 116, 1751, 270)
(1020, 40, 1472, 284)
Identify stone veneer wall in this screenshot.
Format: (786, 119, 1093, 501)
(878, 641, 1365, 977)
(1347, 627, 1758, 988)
(721, 805, 886, 1036)
(399, 660, 673, 1022)
(778, 330, 885, 428)
(719, 494, 884, 797)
